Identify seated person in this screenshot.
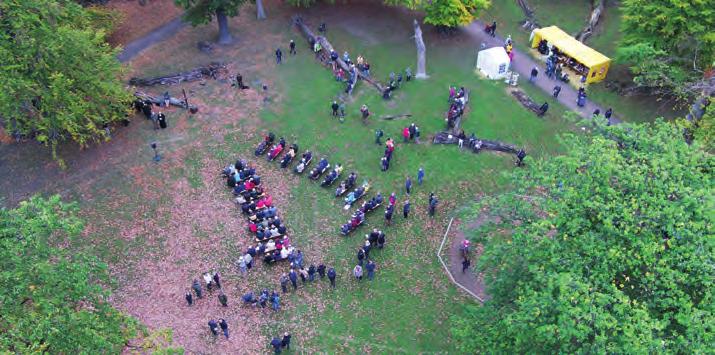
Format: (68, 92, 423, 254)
(341, 223, 351, 234)
(242, 292, 256, 305)
(235, 195, 247, 205)
(275, 239, 283, 250)
(278, 225, 287, 234)
(270, 227, 281, 237)
(280, 246, 291, 259)
(256, 243, 266, 254)
(347, 172, 357, 187)
(345, 191, 357, 204)
(317, 158, 328, 170)
(269, 143, 283, 158)
(249, 222, 258, 233)
(350, 217, 360, 228)
(374, 193, 383, 205)
(301, 151, 312, 163)
(272, 216, 281, 226)
(256, 229, 265, 240)
(336, 182, 346, 195)
(265, 239, 276, 251)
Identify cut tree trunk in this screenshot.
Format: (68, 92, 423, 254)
(509, 88, 542, 115)
(293, 16, 385, 93)
(256, 0, 266, 20)
(216, 9, 233, 44)
(380, 113, 412, 120)
(134, 91, 199, 112)
(414, 19, 427, 79)
(575, 0, 605, 42)
(432, 131, 521, 155)
(128, 62, 227, 86)
(517, 0, 539, 31)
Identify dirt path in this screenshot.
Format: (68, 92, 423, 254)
(463, 21, 621, 124)
(117, 15, 187, 63)
(446, 218, 487, 301)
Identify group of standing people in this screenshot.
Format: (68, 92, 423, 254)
(133, 97, 169, 130)
(402, 123, 421, 144)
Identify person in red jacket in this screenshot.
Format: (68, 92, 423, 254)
(402, 126, 410, 142)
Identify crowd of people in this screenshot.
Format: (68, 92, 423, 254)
(446, 86, 468, 129)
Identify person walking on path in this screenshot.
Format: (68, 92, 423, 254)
(271, 336, 283, 354)
(282, 332, 292, 350)
(289, 40, 296, 55)
(403, 200, 411, 219)
(353, 264, 363, 281)
(328, 267, 337, 288)
(192, 279, 202, 299)
(208, 320, 219, 336)
(280, 273, 289, 293)
(218, 292, 228, 307)
(405, 176, 412, 195)
(275, 48, 282, 64)
(317, 264, 326, 279)
(417, 167, 425, 185)
(366, 260, 376, 280)
(553, 85, 561, 99)
(219, 318, 229, 339)
(529, 67, 539, 83)
(462, 257, 471, 273)
(331, 101, 339, 117)
(185, 290, 193, 306)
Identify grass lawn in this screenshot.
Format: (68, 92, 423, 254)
(0, 2, 574, 352)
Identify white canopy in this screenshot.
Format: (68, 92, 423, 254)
(476, 47, 510, 80)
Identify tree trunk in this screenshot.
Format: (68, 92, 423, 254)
(216, 9, 233, 45)
(256, 0, 266, 20)
(575, 0, 605, 42)
(414, 19, 427, 79)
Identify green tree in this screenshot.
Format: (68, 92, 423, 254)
(175, 0, 246, 44)
(0, 0, 131, 164)
(452, 118, 714, 353)
(617, 0, 715, 101)
(423, 0, 490, 28)
(0, 195, 138, 352)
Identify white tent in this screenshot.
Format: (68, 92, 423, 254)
(476, 47, 510, 80)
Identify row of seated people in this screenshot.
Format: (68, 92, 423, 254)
(263, 245, 297, 264)
(267, 138, 286, 161)
(357, 193, 383, 214)
(246, 235, 292, 256)
(335, 172, 358, 197)
(341, 209, 365, 235)
(240, 194, 273, 215)
(249, 216, 288, 242)
(344, 181, 370, 209)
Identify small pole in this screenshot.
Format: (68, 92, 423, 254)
(182, 88, 189, 110)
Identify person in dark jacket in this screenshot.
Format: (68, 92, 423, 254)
(280, 273, 289, 293)
(462, 257, 471, 273)
(213, 272, 221, 289)
(218, 292, 228, 307)
(289, 40, 296, 55)
(192, 279, 202, 298)
(366, 260, 376, 280)
(317, 264, 326, 278)
(271, 337, 283, 353)
(327, 267, 337, 288)
(377, 231, 386, 248)
(275, 48, 282, 64)
(308, 264, 316, 281)
(282, 332, 292, 349)
(403, 200, 411, 219)
(289, 269, 298, 290)
(185, 291, 193, 306)
(219, 318, 229, 339)
(208, 319, 219, 336)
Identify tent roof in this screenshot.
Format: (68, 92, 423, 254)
(534, 26, 610, 67)
(478, 46, 510, 60)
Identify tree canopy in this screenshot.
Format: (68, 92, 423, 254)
(0, 195, 138, 352)
(617, 0, 715, 101)
(452, 118, 714, 353)
(0, 0, 131, 163)
(175, 0, 246, 43)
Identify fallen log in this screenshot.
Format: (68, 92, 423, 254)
(134, 91, 198, 113)
(432, 131, 521, 155)
(293, 16, 385, 93)
(575, 0, 605, 42)
(509, 88, 542, 115)
(380, 113, 412, 120)
(129, 62, 227, 86)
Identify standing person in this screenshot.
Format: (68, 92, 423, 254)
(289, 40, 296, 55)
(384, 204, 394, 226)
(185, 290, 193, 306)
(360, 104, 370, 120)
(417, 167, 425, 185)
(490, 21, 497, 36)
(271, 336, 283, 354)
(280, 273, 289, 293)
(213, 271, 221, 289)
(375, 128, 384, 145)
(331, 101, 339, 117)
(538, 102, 549, 117)
(405, 176, 412, 195)
(462, 257, 471, 273)
(157, 111, 167, 129)
(245, 252, 253, 270)
(275, 48, 282, 64)
(414, 125, 421, 143)
(529, 67, 539, 83)
(289, 269, 298, 290)
(317, 263, 326, 279)
(357, 248, 365, 266)
(552, 85, 562, 98)
(403, 200, 411, 219)
(429, 193, 438, 216)
(236, 72, 245, 89)
(192, 279, 202, 299)
(218, 291, 228, 307)
(604, 108, 613, 119)
(389, 192, 396, 206)
(219, 318, 229, 339)
(353, 264, 363, 281)
(238, 255, 247, 275)
(366, 260, 376, 280)
(327, 267, 337, 288)
(208, 319, 219, 336)
(402, 126, 410, 143)
(142, 100, 153, 119)
(282, 332, 292, 350)
(308, 264, 316, 281)
(338, 102, 346, 123)
(272, 292, 280, 311)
